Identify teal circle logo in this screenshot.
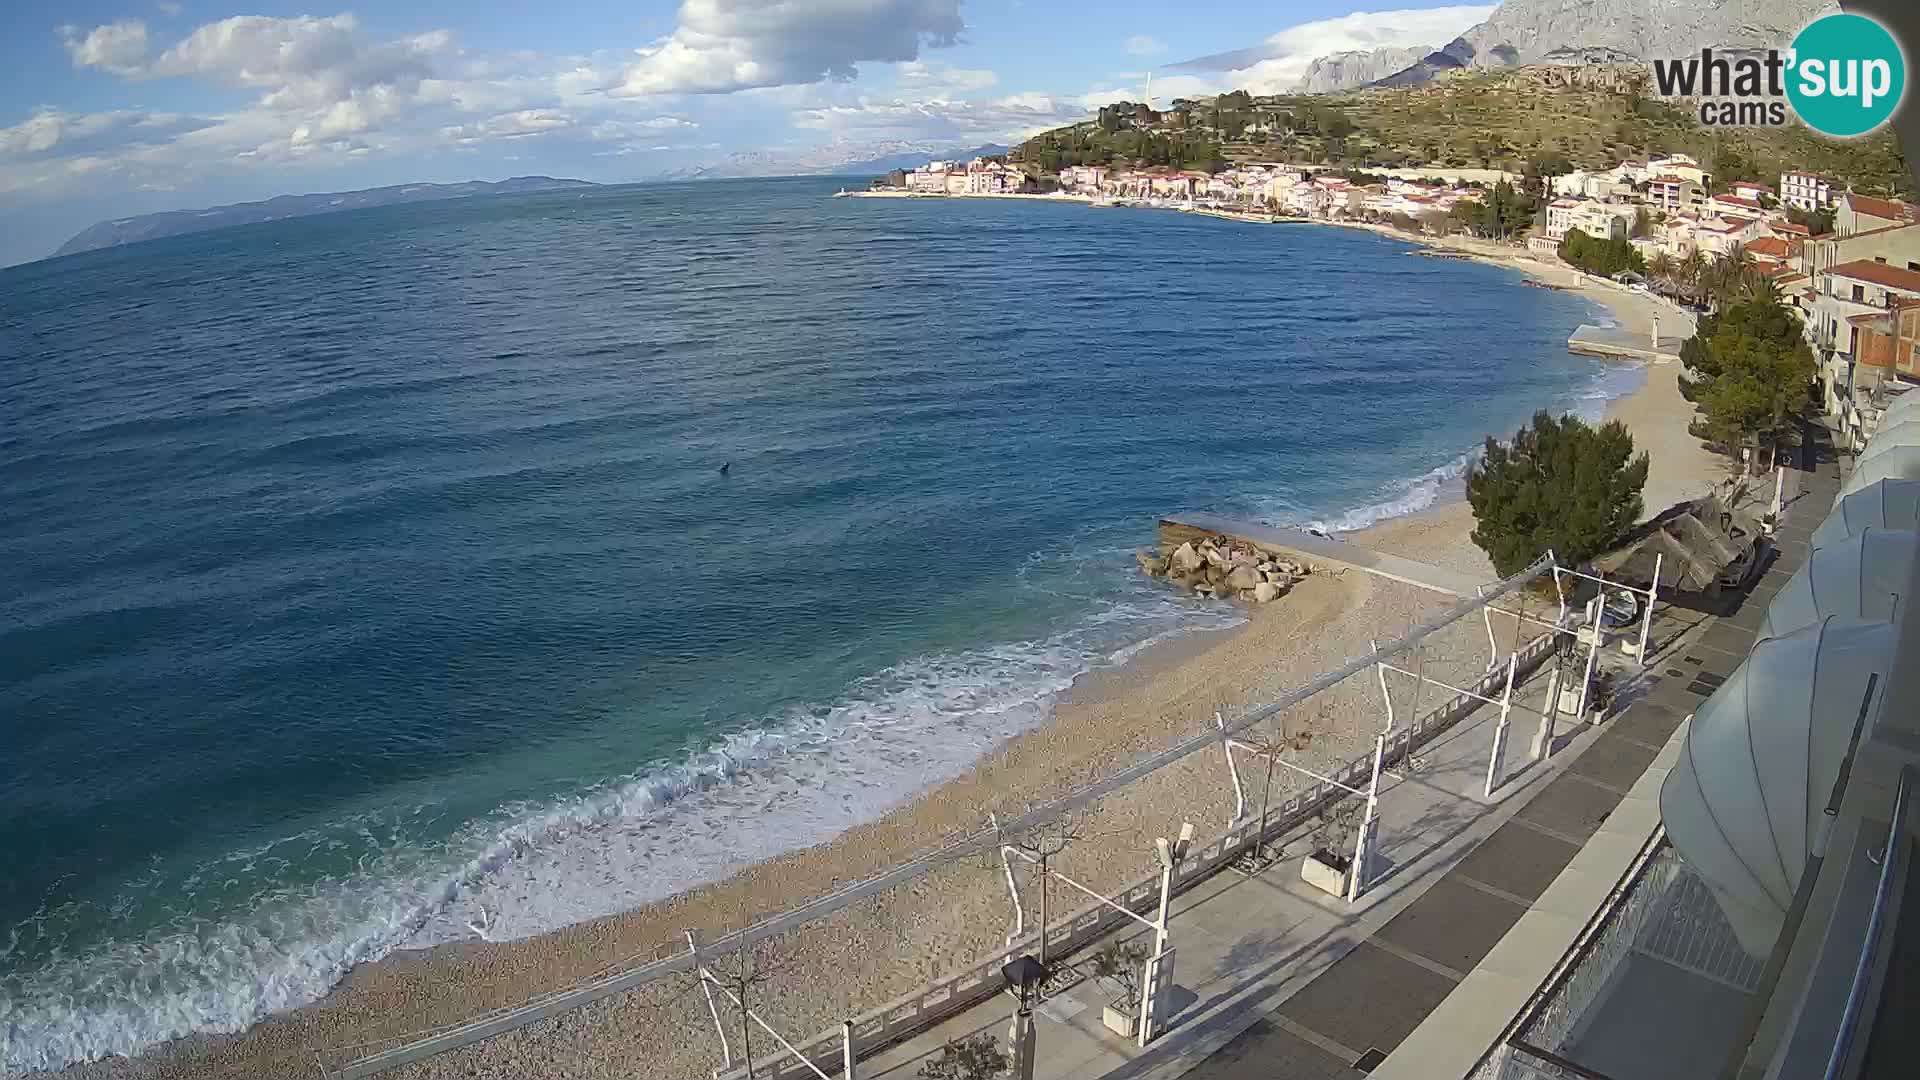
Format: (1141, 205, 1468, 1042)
(1786, 13, 1906, 138)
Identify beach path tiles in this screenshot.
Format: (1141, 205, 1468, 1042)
(1700, 622, 1757, 659)
(1569, 731, 1663, 792)
(1198, 1017, 1365, 1080)
(1452, 818, 1582, 902)
(1372, 876, 1527, 974)
(1274, 942, 1459, 1061)
(1513, 770, 1626, 843)
(1606, 700, 1685, 750)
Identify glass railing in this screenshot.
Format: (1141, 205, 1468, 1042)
(1473, 839, 1767, 1080)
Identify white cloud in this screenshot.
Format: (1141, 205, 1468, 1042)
(156, 1, 183, 15)
(143, 15, 441, 107)
(0, 108, 213, 160)
(61, 20, 152, 75)
(587, 116, 699, 146)
(441, 108, 576, 144)
(792, 92, 1086, 144)
(1165, 4, 1491, 94)
(895, 59, 997, 95)
(616, 0, 965, 96)
(1124, 35, 1166, 57)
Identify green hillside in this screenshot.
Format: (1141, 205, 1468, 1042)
(1014, 68, 1911, 196)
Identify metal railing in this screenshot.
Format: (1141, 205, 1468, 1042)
(717, 630, 1565, 1080)
(326, 553, 1561, 1078)
(1822, 764, 1915, 1080)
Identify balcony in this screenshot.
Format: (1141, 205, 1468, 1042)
(1480, 842, 1767, 1080)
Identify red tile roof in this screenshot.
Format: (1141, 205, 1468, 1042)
(1770, 221, 1811, 237)
(1827, 259, 1920, 293)
(1846, 193, 1918, 222)
(1714, 195, 1765, 210)
(1746, 236, 1792, 259)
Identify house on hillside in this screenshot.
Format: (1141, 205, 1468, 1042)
(1798, 222, 1920, 285)
(1808, 260, 1920, 418)
(1059, 165, 1108, 192)
(1696, 216, 1766, 258)
(1707, 193, 1769, 220)
(1545, 199, 1581, 241)
(1648, 176, 1707, 215)
(1781, 170, 1835, 211)
(1650, 153, 1710, 188)
(1730, 181, 1776, 203)
(1837, 193, 1919, 235)
(1744, 235, 1797, 272)
(1768, 219, 1812, 243)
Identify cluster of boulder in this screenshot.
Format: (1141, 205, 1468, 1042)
(1136, 534, 1312, 603)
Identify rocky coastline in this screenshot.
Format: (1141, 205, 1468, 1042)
(1137, 532, 1314, 603)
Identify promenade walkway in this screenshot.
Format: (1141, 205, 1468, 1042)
(1159, 513, 1490, 598)
(848, 432, 1840, 1080)
(1167, 427, 1842, 1080)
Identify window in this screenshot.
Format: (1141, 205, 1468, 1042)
(1854, 284, 1867, 302)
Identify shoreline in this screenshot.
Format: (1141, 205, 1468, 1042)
(33, 211, 1725, 1080)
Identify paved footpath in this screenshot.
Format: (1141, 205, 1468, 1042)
(1157, 427, 1843, 1080)
(846, 429, 1842, 1080)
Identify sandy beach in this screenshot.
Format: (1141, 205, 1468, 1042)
(41, 228, 1729, 1080)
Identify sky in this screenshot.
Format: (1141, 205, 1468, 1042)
(0, 0, 1495, 265)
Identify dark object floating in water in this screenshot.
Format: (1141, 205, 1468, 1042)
(720, 462, 731, 475)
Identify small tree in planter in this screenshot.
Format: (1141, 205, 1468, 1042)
(1090, 940, 1154, 1038)
(920, 1034, 1009, 1080)
(1300, 798, 1364, 897)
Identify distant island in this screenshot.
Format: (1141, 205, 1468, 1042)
(645, 143, 1009, 183)
(52, 176, 597, 258)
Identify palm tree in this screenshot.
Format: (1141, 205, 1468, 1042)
(1648, 251, 1676, 298)
(1703, 245, 1759, 308)
(1679, 249, 1708, 307)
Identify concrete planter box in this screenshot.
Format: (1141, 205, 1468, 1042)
(1102, 1005, 1140, 1038)
(1300, 850, 1351, 897)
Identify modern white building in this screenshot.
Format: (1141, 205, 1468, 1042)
(1781, 169, 1835, 211)
(1648, 175, 1707, 215)
(1694, 215, 1766, 258)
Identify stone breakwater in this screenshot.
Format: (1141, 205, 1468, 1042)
(1136, 533, 1314, 603)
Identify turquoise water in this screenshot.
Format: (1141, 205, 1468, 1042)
(0, 176, 1626, 1070)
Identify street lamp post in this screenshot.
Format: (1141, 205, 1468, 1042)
(1001, 955, 1046, 1080)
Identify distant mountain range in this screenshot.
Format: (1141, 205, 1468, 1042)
(1296, 0, 1837, 92)
(53, 176, 596, 258)
(1297, 47, 1432, 94)
(646, 142, 1010, 183)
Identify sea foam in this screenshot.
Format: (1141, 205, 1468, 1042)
(0, 575, 1235, 1074)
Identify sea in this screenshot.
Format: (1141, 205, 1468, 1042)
(0, 176, 1635, 1072)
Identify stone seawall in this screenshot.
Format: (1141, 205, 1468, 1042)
(1137, 524, 1316, 603)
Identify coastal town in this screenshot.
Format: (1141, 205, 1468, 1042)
(868, 148, 1920, 463)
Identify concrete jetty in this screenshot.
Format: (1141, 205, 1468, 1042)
(1159, 512, 1492, 597)
(1567, 323, 1685, 364)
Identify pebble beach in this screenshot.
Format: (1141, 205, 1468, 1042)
(30, 224, 1728, 1080)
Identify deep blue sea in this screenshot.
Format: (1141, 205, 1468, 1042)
(0, 176, 1628, 1071)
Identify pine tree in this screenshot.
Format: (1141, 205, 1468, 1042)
(1467, 411, 1651, 576)
(1677, 297, 1815, 472)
